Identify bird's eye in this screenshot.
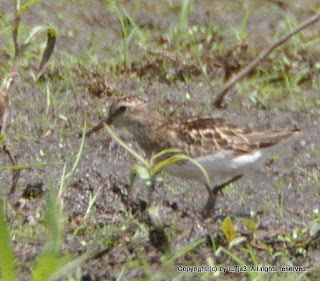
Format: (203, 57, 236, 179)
(119, 105, 127, 112)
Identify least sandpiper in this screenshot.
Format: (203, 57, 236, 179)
(88, 96, 299, 217)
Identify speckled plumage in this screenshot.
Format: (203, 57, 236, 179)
(106, 95, 299, 217)
(107, 96, 296, 158)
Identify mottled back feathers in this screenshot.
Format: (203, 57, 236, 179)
(107, 96, 298, 158)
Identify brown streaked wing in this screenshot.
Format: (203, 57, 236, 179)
(167, 118, 238, 157)
(227, 129, 297, 155)
(167, 117, 297, 157)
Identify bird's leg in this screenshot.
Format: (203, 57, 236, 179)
(202, 175, 243, 218)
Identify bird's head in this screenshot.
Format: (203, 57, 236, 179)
(107, 96, 150, 127)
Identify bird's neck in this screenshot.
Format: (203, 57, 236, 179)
(129, 111, 170, 157)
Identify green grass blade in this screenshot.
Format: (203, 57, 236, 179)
(219, 247, 256, 280)
(150, 148, 181, 166)
(20, 25, 48, 54)
(239, 2, 251, 40)
(44, 190, 64, 254)
(107, 0, 128, 65)
(32, 253, 71, 281)
(152, 154, 187, 175)
(179, 0, 193, 32)
(32, 187, 97, 281)
(104, 124, 148, 166)
(32, 248, 97, 281)
(0, 13, 11, 29)
(46, 250, 94, 281)
(65, 121, 86, 181)
(244, 245, 259, 266)
(0, 162, 47, 171)
(165, 237, 206, 264)
(84, 186, 101, 219)
(153, 153, 210, 186)
(18, 0, 44, 15)
(58, 163, 67, 198)
(0, 201, 16, 281)
(107, 0, 127, 39)
(121, 5, 147, 45)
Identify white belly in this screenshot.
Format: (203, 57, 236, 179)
(166, 149, 269, 185)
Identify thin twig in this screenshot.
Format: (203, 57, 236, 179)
(213, 12, 320, 108)
(3, 145, 21, 194)
(0, 72, 18, 135)
(1, 7, 21, 194)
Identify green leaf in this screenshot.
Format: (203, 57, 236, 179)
(229, 236, 247, 249)
(0, 201, 16, 281)
(130, 165, 152, 187)
(221, 216, 236, 242)
(37, 28, 57, 78)
(242, 218, 257, 233)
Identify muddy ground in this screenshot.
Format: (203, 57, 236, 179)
(0, 0, 319, 280)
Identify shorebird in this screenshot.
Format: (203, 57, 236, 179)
(87, 96, 299, 217)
